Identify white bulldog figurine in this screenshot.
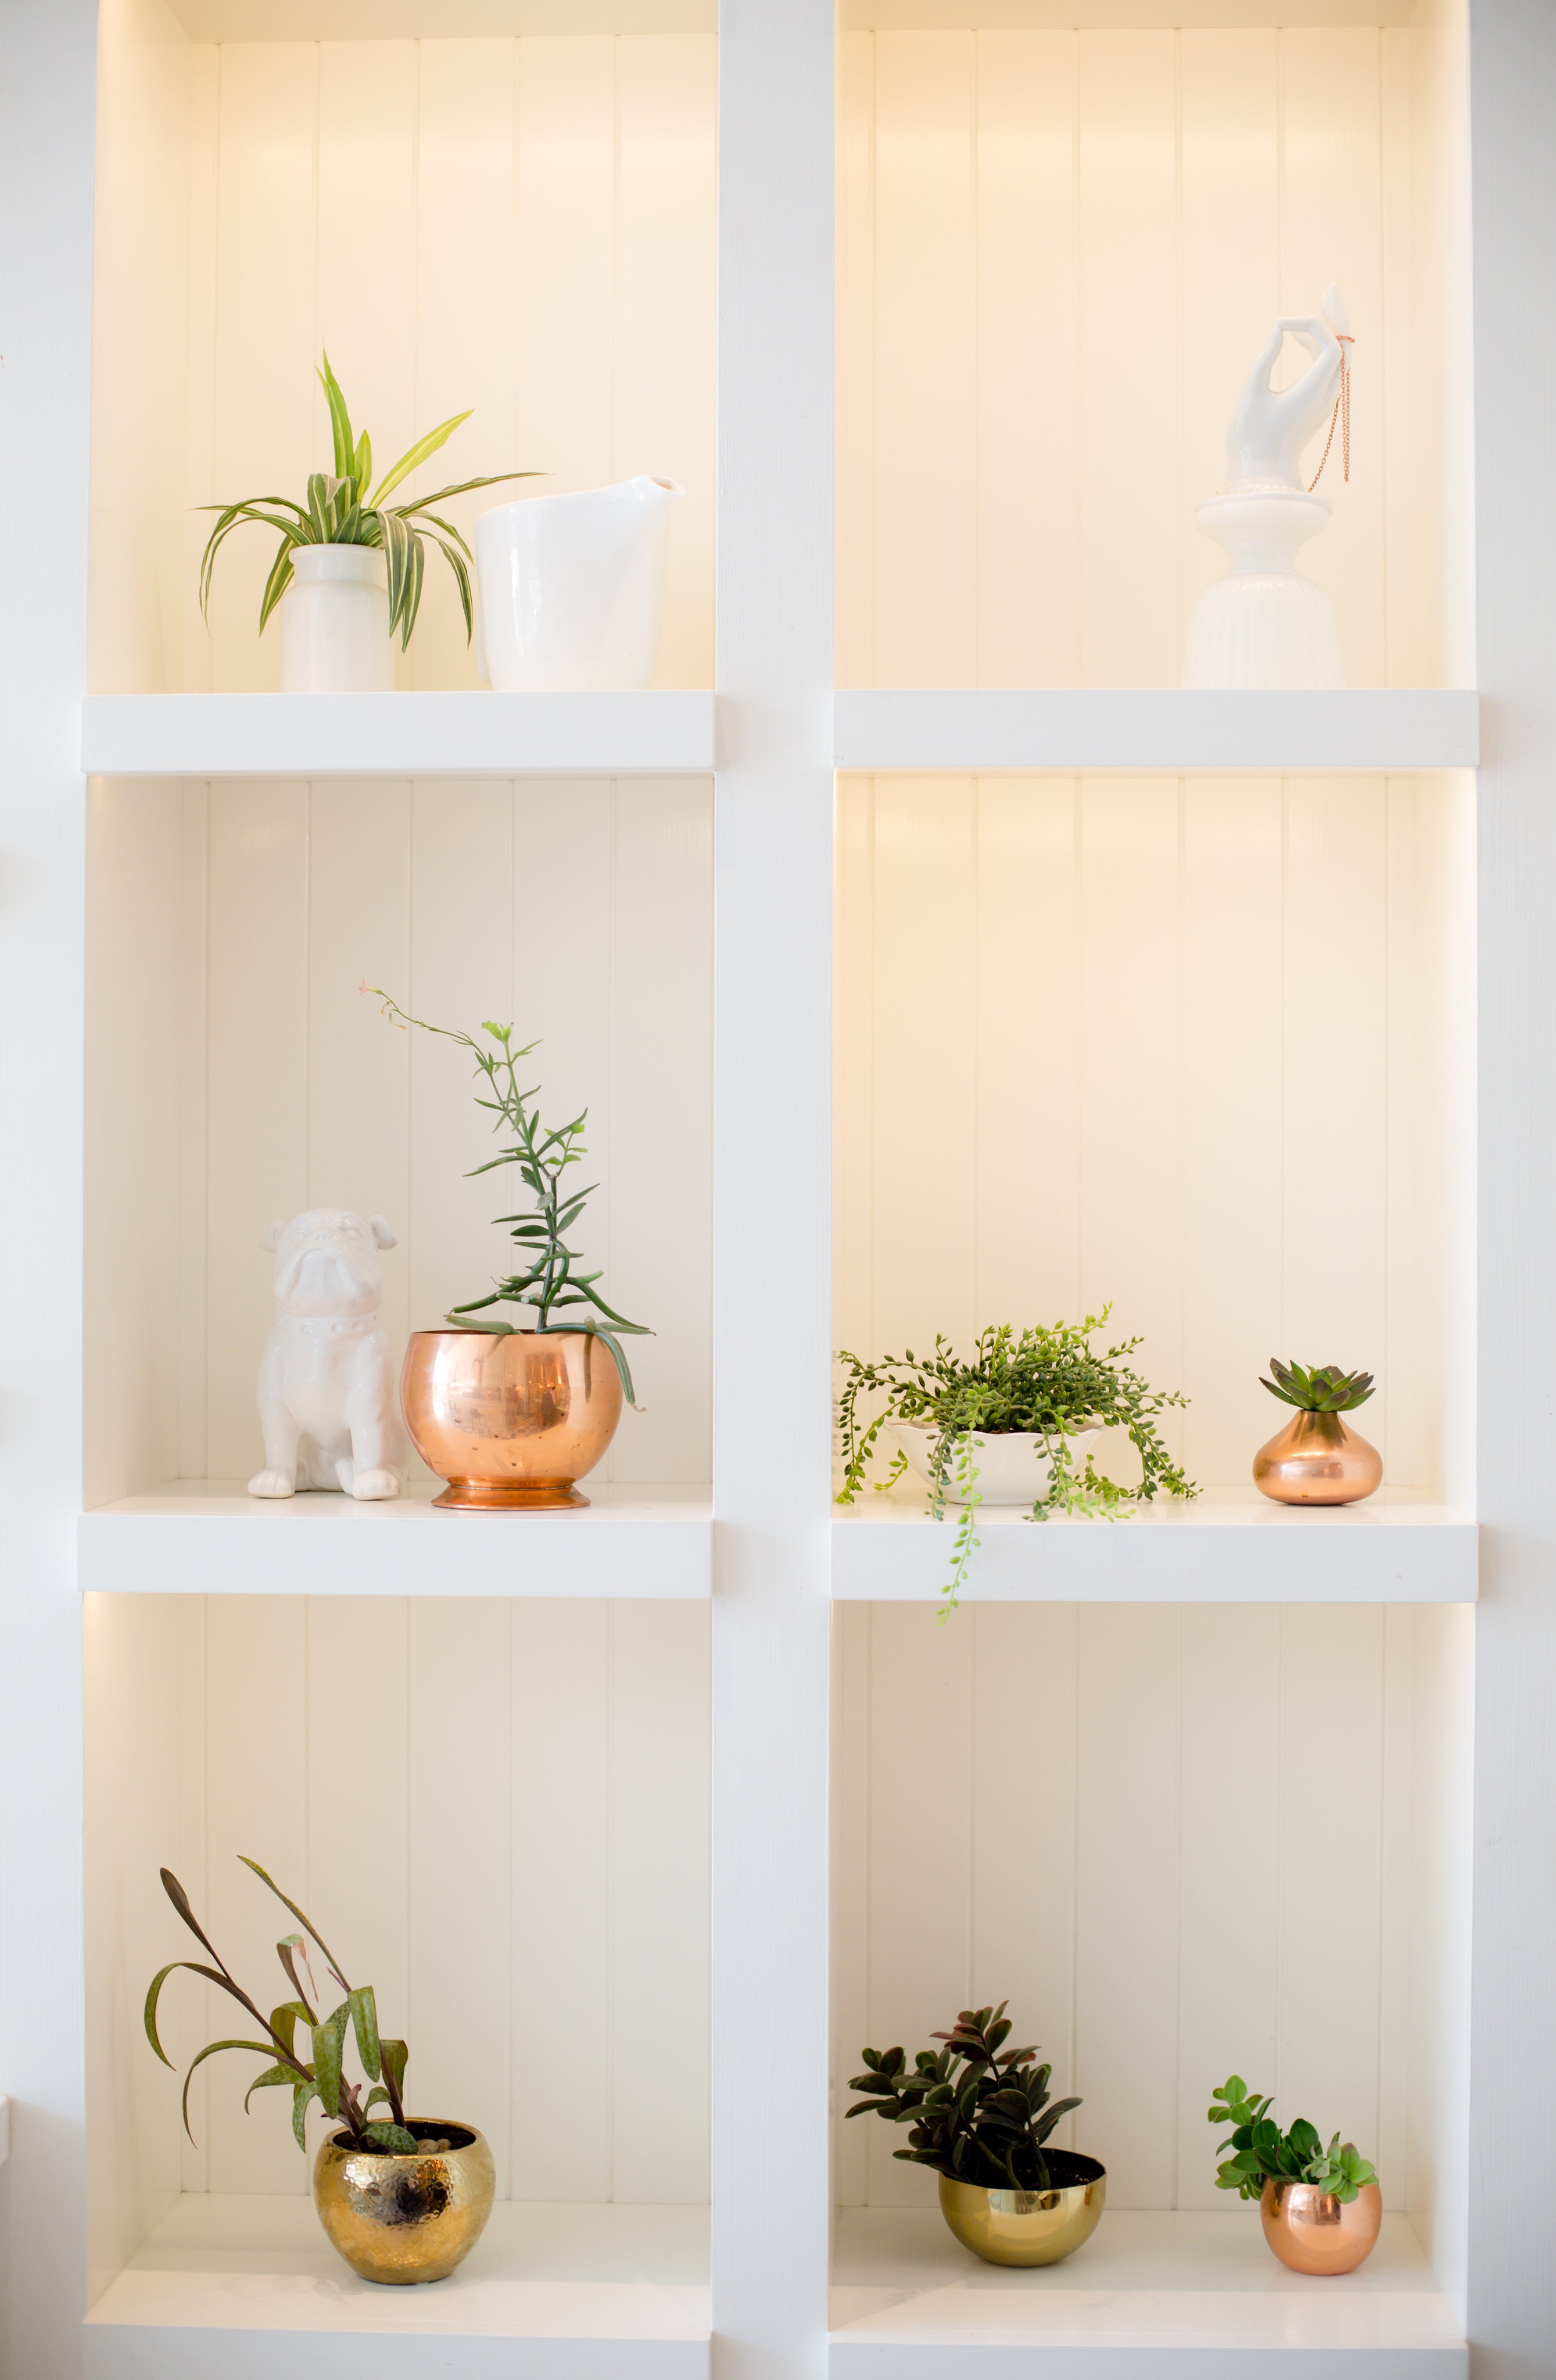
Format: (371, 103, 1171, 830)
(248, 1209, 406, 1501)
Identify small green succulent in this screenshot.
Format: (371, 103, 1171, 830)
(848, 2002, 1082, 2193)
(1208, 2074, 1378, 2204)
(1260, 1358, 1375, 1413)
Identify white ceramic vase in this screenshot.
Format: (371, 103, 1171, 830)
(474, 475, 683, 692)
(1182, 490, 1343, 689)
(279, 545, 395, 693)
(894, 1422, 1105, 1507)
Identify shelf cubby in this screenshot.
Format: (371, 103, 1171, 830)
(84, 1590, 710, 2373)
(89, 4, 716, 699)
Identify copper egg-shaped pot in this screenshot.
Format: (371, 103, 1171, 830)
(1260, 2175, 1382, 2275)
(1253, 1408, 1382, 1506)
(401, 1328, 622, 1510)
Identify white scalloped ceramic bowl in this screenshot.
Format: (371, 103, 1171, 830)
(892, 1423, 1105, 1506)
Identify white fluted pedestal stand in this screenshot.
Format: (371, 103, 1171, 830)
(1182, 488, 1344, 689)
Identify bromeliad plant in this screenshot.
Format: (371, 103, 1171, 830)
(369, 991, 651, 1402)
(848, 2003, 1082, 2193)
(145, 1860, 416, 2153)
(836, 1310, 1195, 1611)
(1260, 1359, 1376, 1414)
(1209, 2076, 1378, 2204)
(199, 353, 535, 650)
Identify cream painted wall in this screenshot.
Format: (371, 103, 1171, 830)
(838, 25, 1466, 689)
(84, 773, 713, 1500)
(85, 1592, 710, 2256)
(834, 770, 1475, 1499)
(89, 10, 716, 693)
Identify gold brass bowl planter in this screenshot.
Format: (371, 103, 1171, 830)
(1252, 1408, 1382, 1506)
(938, 2155, 1106, 2267)
(314, 2120, 496, 2283)
(1260, 2175, 1382, 2275)
(401, 1327, 623, 1510)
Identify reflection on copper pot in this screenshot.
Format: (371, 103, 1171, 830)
(1260, 2175, 1382, 2274)
(400, 1328, 622, 1510)
(1252, 1408, 1382, 1505)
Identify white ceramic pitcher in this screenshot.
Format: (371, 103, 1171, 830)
(474, 475, 683, 692)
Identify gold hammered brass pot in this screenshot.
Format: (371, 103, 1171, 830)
(401, 1328, 622, 1510)
(938, 2154, 1106, 2267)
(1260, 2175, 1382, 2275)
(1252, 1409, 1383, 1506)
(313, 2120, 496, 2284)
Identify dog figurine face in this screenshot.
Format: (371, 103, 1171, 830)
(262, 1208, 396, 1320)
(248, 1207, 406, 1502)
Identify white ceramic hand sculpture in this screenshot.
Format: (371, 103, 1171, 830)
(1224, 283, 1350, 492)
(248, 1208, 407, 1501)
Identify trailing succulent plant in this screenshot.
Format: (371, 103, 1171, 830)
(1260, 1359, 1375, 1414)
(1208, 2076, 1378, 2204)
(836, 1311, 1195, 1611)
(145, 1860, 417, 2153)
(368, 991, 651, 1402)
(847, 2002, 1083, 2193)
(199, 352, 533, 649)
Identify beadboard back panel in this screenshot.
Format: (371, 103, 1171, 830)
(84, 775, 713, 1499)
(86, 1591, 709, 2260)
(831, 1596, 1473, 2248)
(89, 0, 716, 694)
(837, 22, 1475, 689)
(834, 771, 1476, 1499)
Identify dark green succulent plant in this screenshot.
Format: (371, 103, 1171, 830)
(847, 2002, 1082, 2192)
(1260, 1358, 1375, 1413)
(1208, 2074, 1378, 2204)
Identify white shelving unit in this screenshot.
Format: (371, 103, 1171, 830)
(5, 2, 1556, 2379)
(81, 691, 718, 778)
(832, 689, 1481, 774)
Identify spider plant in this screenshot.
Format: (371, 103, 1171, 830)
(198, 352, 536, 650)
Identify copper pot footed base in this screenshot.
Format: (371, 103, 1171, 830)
(432, 1479, 590, 1511)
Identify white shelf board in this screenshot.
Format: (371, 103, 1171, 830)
(84, 2195, 709, 2380)
(78, 1480, 712, 1598)
(81, 691, 716, 779)
(831, 1487, 1477, 1603)
(832, 690, 1480, 775)
(829, 2207, 1466, 2377)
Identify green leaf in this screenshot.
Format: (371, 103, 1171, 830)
(317, 352, 356, 480)
(311, 2003, 350, 2119)
(181, 2039, 277, 2145)
(243, 2063, 300, 2114)
(238, 1858, 350, 1990)
(349, 1985, 382, 2083)
(258, 538, 297, 633)
(270, 1999, 312, 2059)
(370, 410, 475, 508)
(292, 2080, 317, 2149)
(362, 2121, 420, 2154)
(380, 2038, 408, 2106)
(144, 1959, 228, 2067)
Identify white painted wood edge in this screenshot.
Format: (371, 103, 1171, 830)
(81, 693, 717, 779)
(0, 2095, 9, 2164)
(77, 1486, 714, 1597)
(830, 1501, 1478, 1601)
(827, 2347, 1467, 2378)
(832, 690, 1480, 773)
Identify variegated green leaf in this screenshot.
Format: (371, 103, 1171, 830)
(292, 2080, 317, 2150)
(317, 353, 356, 479)
(369, 410, 475, 507)
(349, 1986, 382, 2083)
(311, 2003, 350, 2119)
(243, 2063, 299, 2114)
(181, 2039, 275, 2144)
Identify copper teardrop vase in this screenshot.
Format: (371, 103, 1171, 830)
(400, 1328, 622, 1510)
(1252, 1408, 1382, 1506)
(1260, 2175, 1382, 2275)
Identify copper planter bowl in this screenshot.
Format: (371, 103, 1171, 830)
(401, 1328, 622, 1510)
(938, 2155, 1106, 2267)
(1253, 1409, 1382, 1506)
(314, 2120, 496, 2284)
(1260, 2176, 1382, 2275)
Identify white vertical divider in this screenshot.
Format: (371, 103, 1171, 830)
(714, 0, 833, 2371)
(1469, 1, 1556, 2356)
